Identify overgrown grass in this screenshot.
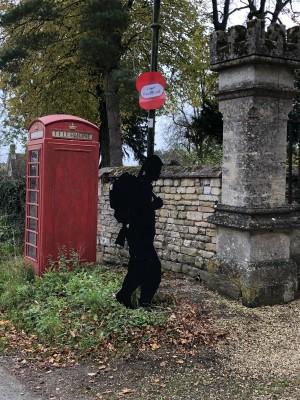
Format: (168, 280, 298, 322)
(0, 258, 169, 355)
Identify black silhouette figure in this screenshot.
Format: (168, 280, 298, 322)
(116, 155, 164, 309)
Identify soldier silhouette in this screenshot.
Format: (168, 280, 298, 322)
(116, 155, 164, 309)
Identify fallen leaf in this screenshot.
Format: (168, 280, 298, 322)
(118, 388, 134, 396)
(150, 343, 160, 351)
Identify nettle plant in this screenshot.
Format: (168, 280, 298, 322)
(47, 247, 82, 273)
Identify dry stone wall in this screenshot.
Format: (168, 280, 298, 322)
(97, 166, 221, 278)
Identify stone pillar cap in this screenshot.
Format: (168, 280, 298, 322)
(210, 19, 300, 70)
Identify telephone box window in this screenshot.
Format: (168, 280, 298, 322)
(30, 151, 39, 162)
(29, 178, 38, 189)
(29, 191, 38, 204)
(29, 164, 38, 176)
(28, 218, 38, 231)
(28, 231, 37, 246)
(27, 245, 37, 259)
(29, 205, 37, 218)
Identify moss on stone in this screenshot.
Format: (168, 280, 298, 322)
(241, 286, 260, 307)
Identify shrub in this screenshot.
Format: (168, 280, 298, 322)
(0, 175, 26, 257)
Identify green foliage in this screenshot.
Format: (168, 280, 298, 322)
(79, 0, 129, 71)
(156, 142, 222, 167)
(0, 258, 168, 352)
(0, 175, 26, 216)
(190, 100, 223, 146)
(0, 175, 26, 257)
(122, 113, 148, 162)
(0, 0, 211, 164)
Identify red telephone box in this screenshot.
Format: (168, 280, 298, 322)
(25, 114, 99, 274)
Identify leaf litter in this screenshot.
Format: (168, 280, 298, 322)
(1, 271, 300, 399)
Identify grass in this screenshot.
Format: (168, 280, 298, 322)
(0, 257, 170, 356)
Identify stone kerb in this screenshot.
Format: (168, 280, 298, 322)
(97, 166, 221, 279)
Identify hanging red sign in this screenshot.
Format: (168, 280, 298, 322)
(136, 71, 166, 110)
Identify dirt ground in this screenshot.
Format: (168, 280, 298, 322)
(1, 271, 300, 400)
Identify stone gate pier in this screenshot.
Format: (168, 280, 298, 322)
(210, 19, 300, 306)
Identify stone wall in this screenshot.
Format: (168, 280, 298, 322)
(97, 166, 221, 278)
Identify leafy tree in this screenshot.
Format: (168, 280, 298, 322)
(163, 9, 222, 165)
(164, 98, 223, 166)
(0, 0, 129, 166)
(0, 0, 209, 166)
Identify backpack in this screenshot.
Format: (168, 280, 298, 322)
(109, 172, 137, 225)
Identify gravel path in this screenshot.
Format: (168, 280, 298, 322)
(0, 366, 41, 400)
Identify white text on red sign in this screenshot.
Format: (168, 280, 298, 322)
(141, 83, 164, 99)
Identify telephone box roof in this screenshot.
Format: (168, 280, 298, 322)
(28, 114, 98, 130)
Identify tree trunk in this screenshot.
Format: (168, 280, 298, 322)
(96, 85, 110, 167)
(103, 70, 123, 166)
(99, 99, 110, 167)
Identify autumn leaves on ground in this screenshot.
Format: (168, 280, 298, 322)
(0, 258, 222, 359)
(0, 258, 299, 399)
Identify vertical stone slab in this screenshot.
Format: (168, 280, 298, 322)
(209, 20, 300, 306)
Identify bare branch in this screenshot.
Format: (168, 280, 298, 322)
(271, 0, 291, 23)
(228, 5, 249, 17)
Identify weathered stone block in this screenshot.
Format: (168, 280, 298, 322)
(182, 179, 193, 187)
(205, 243, 216, 252)
(162, 261, 182, 273)
(198, 269, 241, 300)
(182, 264, 200, 278)
(198, 250, 214, 259)
(186, 187, 196, 194)
(211, 178, 222, 187)
(187, 211, 203, 221)
(189, 226, 198, 234)
(181, 247, 198, 257)
(211, 187, 221, 196)
(217, 227, 290, 264)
